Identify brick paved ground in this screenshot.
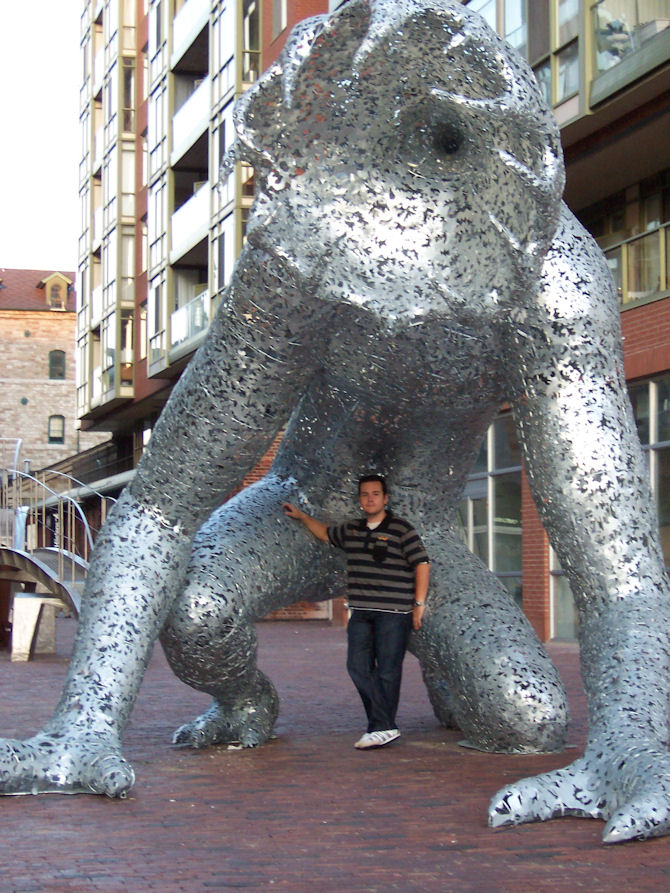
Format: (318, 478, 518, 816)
(1, 618, 669, 892)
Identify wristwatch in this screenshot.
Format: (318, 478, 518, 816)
(414, 601, 426, 606)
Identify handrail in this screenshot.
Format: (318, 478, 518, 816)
(40, 468, 117, 505)
(8, 470, 95, 553)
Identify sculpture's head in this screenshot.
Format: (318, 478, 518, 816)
(225, 0, 564, 316)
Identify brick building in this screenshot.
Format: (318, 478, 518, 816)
(0, 268, 108, 471)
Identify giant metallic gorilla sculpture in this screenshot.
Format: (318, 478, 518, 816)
(2, 0, 670, 845)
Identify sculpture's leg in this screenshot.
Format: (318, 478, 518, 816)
(0, 243, 330, 796)
(161, 474, 343, 748)
(411, 528, 568, 753)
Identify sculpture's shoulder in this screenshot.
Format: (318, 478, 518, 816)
(512, 202, 621, 333)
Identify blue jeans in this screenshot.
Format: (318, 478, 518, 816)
(346, 609, 413, 733)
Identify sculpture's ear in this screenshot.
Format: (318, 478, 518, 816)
(228, 2, 371, 171)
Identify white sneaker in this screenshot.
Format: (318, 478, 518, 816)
(354, 729, 400, 749)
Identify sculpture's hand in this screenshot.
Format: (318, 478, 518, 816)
(489, 741, 670, 843)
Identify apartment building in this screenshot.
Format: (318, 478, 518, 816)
(77, 0, 266, 454)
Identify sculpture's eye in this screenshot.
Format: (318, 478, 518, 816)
(432, 120, 464, 156)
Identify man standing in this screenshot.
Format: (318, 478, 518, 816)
(283, 475, 430, 749)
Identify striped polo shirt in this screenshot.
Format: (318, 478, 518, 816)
(327, 511, 429, 613)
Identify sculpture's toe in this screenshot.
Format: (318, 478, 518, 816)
(603, 778, 670, 844)
(172, 698, 277, 749)
(0, 733, 134, 798)
(488, 761, 599, 828)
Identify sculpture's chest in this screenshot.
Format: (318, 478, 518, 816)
(325, 305, 504, 409)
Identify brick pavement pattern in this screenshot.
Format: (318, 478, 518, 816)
(1, 619, 669, 892)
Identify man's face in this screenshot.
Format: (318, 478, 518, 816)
(359, 481, 389, 519)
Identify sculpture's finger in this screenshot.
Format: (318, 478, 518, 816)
(488, 762, 600, 828)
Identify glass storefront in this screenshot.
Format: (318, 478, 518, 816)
(458, 413, 523, 607)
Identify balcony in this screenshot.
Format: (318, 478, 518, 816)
(604, 220, 670, 306)
(93, 48, 104, 96)
(169, 290, 211, 359)
(90, 285, 103, 324)
(172, 0, 209, 69)
(591, 1, 670, 104)
(172, 76, 210, 164)
(92, 127, 103, 173)
(170, 181, 209, 262)
(93, 207, 103, 248)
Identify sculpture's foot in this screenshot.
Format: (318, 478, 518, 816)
(173, 682, 279, 749)
(488, 743, 670, 844)
(0, 730, 135, 797)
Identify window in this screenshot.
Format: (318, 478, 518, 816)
(49, 283, 65, 309)
(592, 0, 670, 76)
(458, 413, 523, 605)
(242, 0, 260, 83)
(468, 0, 497, 30)
(122, 57, 135, 132)
(48, 350, 66, 380)
(505, 0, 528, 56)
(48, 415, 66, 444)
(579, 170, 670, 306)
(272, 0, 287, 39)
(556, 38, 579, 101)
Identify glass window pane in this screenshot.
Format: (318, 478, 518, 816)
(627, 231, 661, 302)
(628, 382, 650, 445)
(666, 226, 670, 290)
(657, 377, 670, 442)
(455, 501, 468, 545)
(505, 0, 527, 56)
(501, 576, 522, 608)
(655, 447, 670, 566)
(558, 0, 579, 45)
(469, 0, 497, 30)
(472, 434, 488, 474)
(605, 246, 623, 304)
(493, 472, 521, 573)
(594, 5, 634, 73)
(533, 59, 552, 106)
(552, 574, 578, 640)
(493, 415, 521, 469)
(472, 496, 488, 564)
(556, 39, 579, 101)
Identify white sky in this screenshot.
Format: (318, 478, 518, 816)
(0, 1, 81, 274)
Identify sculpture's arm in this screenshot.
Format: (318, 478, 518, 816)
(491, 207, 670, 842)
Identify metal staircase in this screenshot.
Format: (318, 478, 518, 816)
(0, 438, 114, 660)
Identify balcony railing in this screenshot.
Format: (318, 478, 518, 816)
(170, 289, 210, 350)
(172, 76, 210, 160)
(171, 181, 209, 257)
(173, 0, 209, 63)
(592, 0, 670, 74)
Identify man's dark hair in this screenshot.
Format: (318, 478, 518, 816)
(358, 474, 388, 495)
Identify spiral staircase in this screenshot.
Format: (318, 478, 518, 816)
(0, 438, 114, 660)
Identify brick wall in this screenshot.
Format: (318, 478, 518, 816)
(621, 296, 670, 380)
(520, 470, 551, 641)
(0, 309, 108, 470)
